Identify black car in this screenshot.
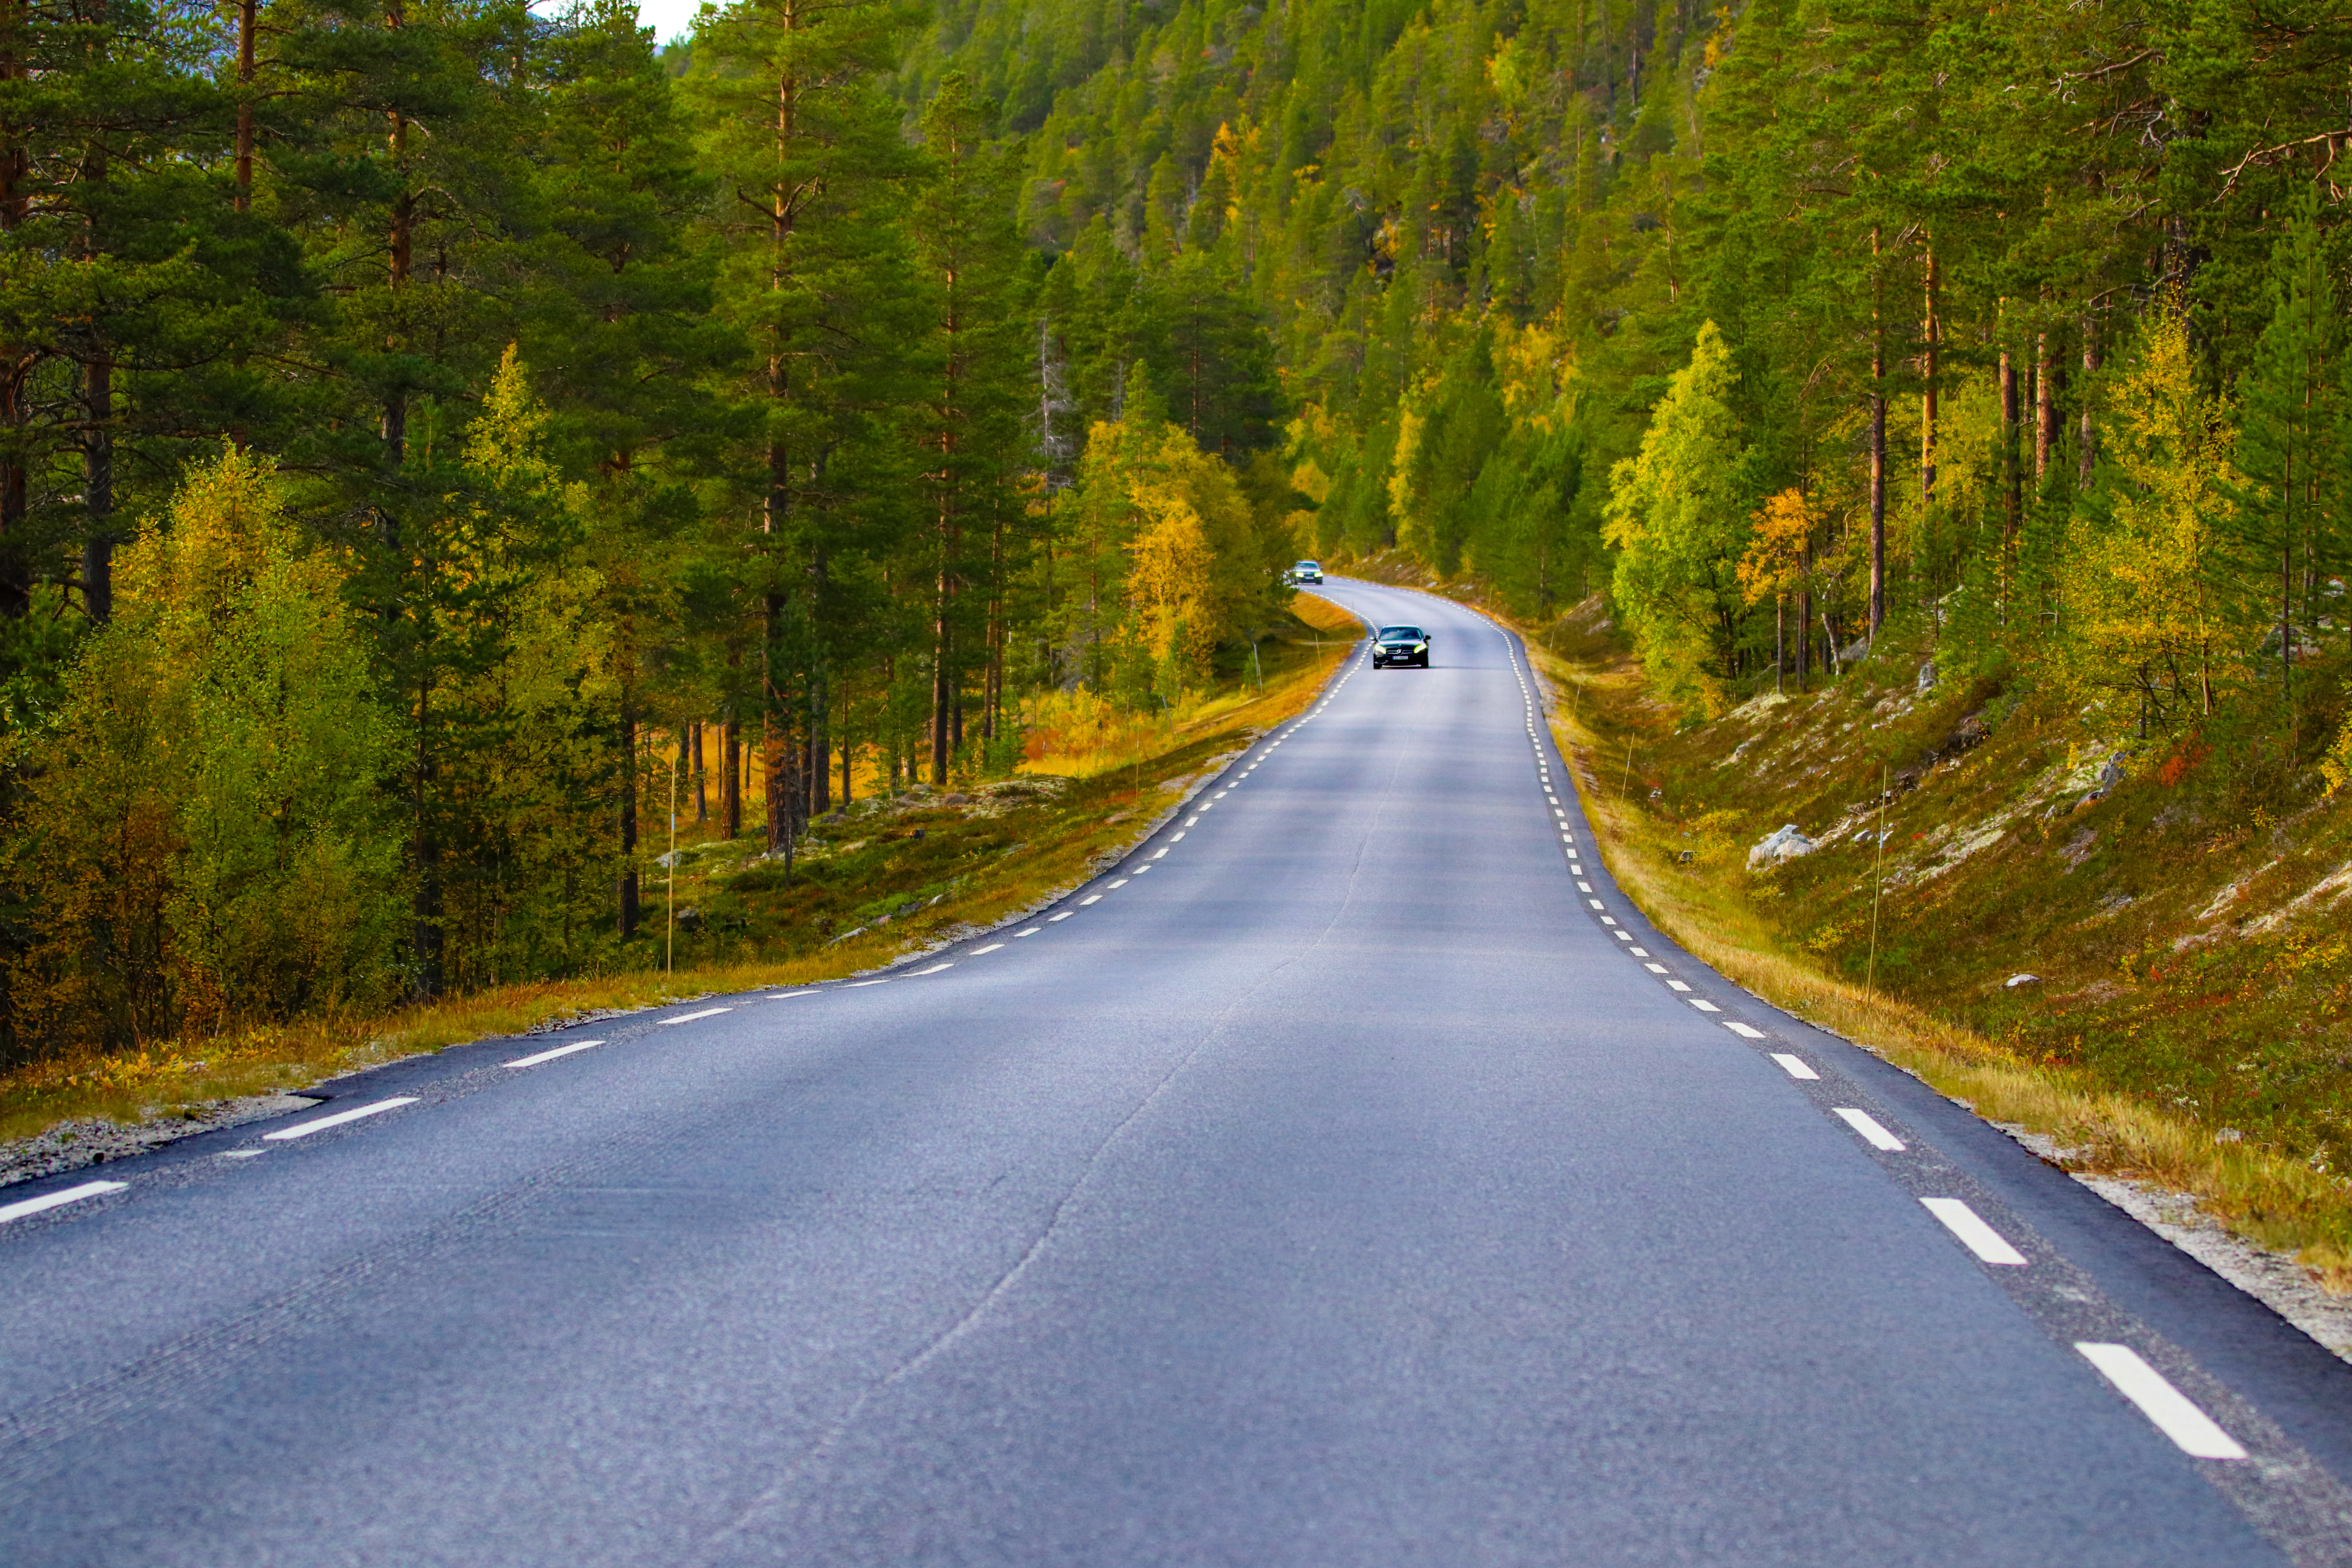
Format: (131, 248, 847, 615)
(1372, 624, 1430, 667)
(1290, 559, 1324, 584)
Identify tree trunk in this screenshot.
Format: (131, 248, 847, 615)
(383, 2, 410, 465)
(413, 677, 443, 995)
(2000, 332, 2021, 543)
(693, 720, 706, 823)
(724, 712, 742, 839)
(1867, 227, 1886, 637)
(1920, 243, 1938, 509)
(617, 697, 639, 938)
(2035, 331, 2054, 480)
(234, 0, 257, 212)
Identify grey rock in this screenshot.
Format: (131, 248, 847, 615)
(1747, 824, 1817, 870)
(1839, 636, 1872, 664)
(2004, 973, 2040, 989)
(942, 793, 971, 805)
(674, 906, 704, 933)
(2097, 757, 2125, 791)
(1917, 659, 1937, 693)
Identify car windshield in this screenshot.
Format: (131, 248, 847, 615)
(1377, 627, 1423, 641)
(1296, 561, 1319, 569)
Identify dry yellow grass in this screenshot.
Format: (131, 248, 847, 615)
(0, 609, 1357, 1151)
(1531, 641, 2352, 1289)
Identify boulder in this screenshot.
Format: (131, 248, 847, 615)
(1748, 824, 1817, 870)
(943, 792, 971, 805)
(1916, 659, 1937, 693)
(675, 906, 704, 933)
(2004, 973, 2040, 989)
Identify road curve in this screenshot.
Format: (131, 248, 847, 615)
(5, 579, 2352, 1566)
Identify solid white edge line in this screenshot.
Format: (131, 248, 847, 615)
(912, 962, 954, 975)
(1724, 1021, 1768, 1040)
(659, 1006, 731, 1025)
(0, 1179, 128, 1225)
(263, 1096, 420, 1142)
(1769, 1051, 1817, 1077)
(1922, 1198, 2029, 1266)
(507, 1038, 605, 1069)
(1832, 1107, 1906, 1151)
(2075, 1343, 2248, 1459)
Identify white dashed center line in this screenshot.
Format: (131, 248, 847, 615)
(912, 962, 953, 975)
(508, 1039, 604, 1069)
(659, 1007, 731, 1025)
(1832, 1108, 1906, 1151)
(1047, 911, 1073, 922)
(1922, 1198, 2029, 1266)
(1014, 926, 1043, 937)
(971, 943, 1004, 955)
(1577, 881, 1593, 892)
(1667, 980, 1691, 993)
(1629, 947, 1650, 957)
(1723, 1021, 1767, 1039)
(1080, 894, 1102, 905)
(1107, 878, 1129, 888)
(0, 1180, 127, 1225)
(2075, 1343, 2247, 1459)
(1688, 998, 1720, 1012)
(1769, 1053, 1818, 1080)
(263, 1097, 419, 1142)
(1643, 962, 1668, 974)
(847, 979, 890, 987)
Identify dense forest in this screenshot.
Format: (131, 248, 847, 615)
(5, 0, 2350, 1062)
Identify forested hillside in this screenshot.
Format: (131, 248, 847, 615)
(7, 0, 2352, 1071)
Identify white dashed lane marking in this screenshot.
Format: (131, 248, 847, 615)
(659, 1007, 731, 1025)
(1769, 1052, 1818, 1079)
(0, 1180, 127, 1226)
(971, 943, 1004, 955)
(1688, 999, 1720, 1013)
(2076, 1343, 2249, 1460)
(1723, 1021, 1767, 1039)
(263, 1097, 419, 1142)
(911, 962, 953, 975)
(1080, 895, 1102, 905)
(1013, 926, 1043, 937)
(1922, 1198, 2029, 1267)
(846, 980, 889, 988)
(1833, 1108, 1906, 1152)
(508, 1039, 604, 1069)
(1047, 911, 1073, 922)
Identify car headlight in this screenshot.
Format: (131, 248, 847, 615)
(1412, 642, 1426, 651)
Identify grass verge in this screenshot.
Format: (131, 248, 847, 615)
(0, 595, 1362, 1154)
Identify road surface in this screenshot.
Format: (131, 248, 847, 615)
(5, 578, 2352, 1566)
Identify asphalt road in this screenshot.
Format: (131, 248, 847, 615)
(7, 578, 2352, 1566)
